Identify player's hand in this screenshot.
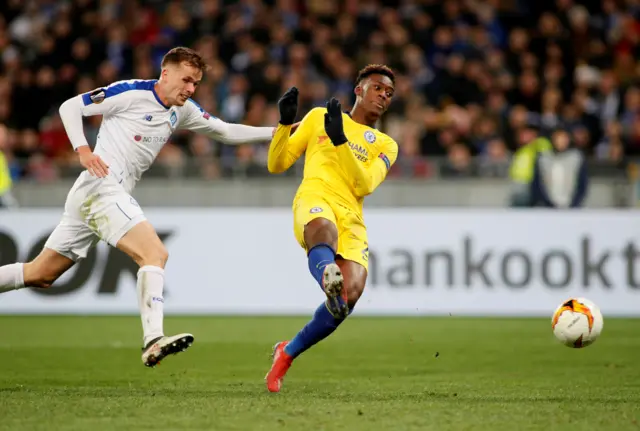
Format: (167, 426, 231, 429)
(324, 98, 348, 146)
(278, 87, 298, 126)
(78, 146, 109, 178)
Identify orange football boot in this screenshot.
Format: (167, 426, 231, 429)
(265, 341, 293, 393)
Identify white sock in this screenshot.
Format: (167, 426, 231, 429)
(0, 263, 25, 294)
(137, 265, 165, 347)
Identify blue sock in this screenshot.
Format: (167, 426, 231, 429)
(284, 302, 353, 358)
(307, 244, 336, 289)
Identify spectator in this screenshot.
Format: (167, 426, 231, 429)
(508, 128, 552, 207)
(531, 129, 589, 208)
(0, 124, 17, 208)
(0, 0, 633, 183)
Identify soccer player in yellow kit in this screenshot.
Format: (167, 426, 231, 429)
(265, 65, 398, 392)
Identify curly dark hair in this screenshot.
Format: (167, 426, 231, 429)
(355, 64, 395, 86)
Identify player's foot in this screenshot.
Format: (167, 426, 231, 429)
(322, 263, 348, 318)
(265, 341, 293, 393)
(141, 333, 194, 367)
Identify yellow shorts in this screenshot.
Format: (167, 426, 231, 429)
(293, 192, 369, 270)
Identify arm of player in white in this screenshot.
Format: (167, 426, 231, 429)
(58, 87, 130, 151)
(59, 86, 129, 176)
(179, 100, 273, 145)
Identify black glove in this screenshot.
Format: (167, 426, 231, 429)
(324, 98, 348, 146)
(278, 87, 298, 125)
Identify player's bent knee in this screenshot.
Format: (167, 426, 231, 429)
(34, 274, 58, 289)
(140, 244, 169, 268)
(157, 245, 169, 264)
(23, 263, 59, 289)
(304, 218, 338, 249)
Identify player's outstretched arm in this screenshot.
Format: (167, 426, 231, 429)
(324, 98, 398, 196)
(179, 100, 274, 145)
(267, 87, 310, 174)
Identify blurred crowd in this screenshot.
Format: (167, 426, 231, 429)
(0, 0, 638, 183)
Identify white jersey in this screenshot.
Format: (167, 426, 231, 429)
(59, 79, 273, 192)
(46, 79, 274, 261)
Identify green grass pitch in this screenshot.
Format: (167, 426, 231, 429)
(0, 316, 638, 430)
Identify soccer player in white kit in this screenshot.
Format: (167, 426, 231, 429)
(0, 47, 278, 367)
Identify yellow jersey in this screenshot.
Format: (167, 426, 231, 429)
(267, 107, 398, 213)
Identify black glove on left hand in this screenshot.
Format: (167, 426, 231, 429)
(278, 87, 299, 125)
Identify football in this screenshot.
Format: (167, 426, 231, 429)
(551, 298, 604, 348)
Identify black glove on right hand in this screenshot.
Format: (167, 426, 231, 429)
(324, 98, 348, 146)
(278, 87, 299, 125)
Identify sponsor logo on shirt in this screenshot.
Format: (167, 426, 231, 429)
(348, 141, 369, 162)
(134, 135, 168, 144)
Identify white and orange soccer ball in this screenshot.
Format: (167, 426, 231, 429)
(551, 298, 604, 348)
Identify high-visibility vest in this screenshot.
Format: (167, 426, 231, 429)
(509, 137, 553, 184)
(0, 151, 12, 196)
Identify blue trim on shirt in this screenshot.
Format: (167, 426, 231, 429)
(149, 81, 170, 109)
(82, 80, 170, 109)
(81, 93, 93, 105)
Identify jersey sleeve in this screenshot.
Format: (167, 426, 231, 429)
(178, 99, 273, 144)
(58, 85, 133, 150)
(79, 86, 134, 116)
(267, 108, 320, 173)
(337, 135, 398, 196)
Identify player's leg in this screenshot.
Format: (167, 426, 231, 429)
(266, 197, 342, 392)
(115, 220, 193, 367)
(71, 178, 192, 367)
(292, 195, 350, 318)
(336, 258, 367, 310)
(116, 220, 168, 346)
(333, 215, 370, 310)
(0, 248, 75, 293)
(0, 214, 97, 293)
(301, 217, 349, 317)
(292, 196, 348, 318)
(266, 200, 364, 392)
(282, 218, 368, 360)
(280, 216, 348, 361)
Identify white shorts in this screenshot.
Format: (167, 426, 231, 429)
(44, 172, 146, 261)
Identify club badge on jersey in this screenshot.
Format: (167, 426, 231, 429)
(364, 130, 376, 143)
(169, 111, 178, 129)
